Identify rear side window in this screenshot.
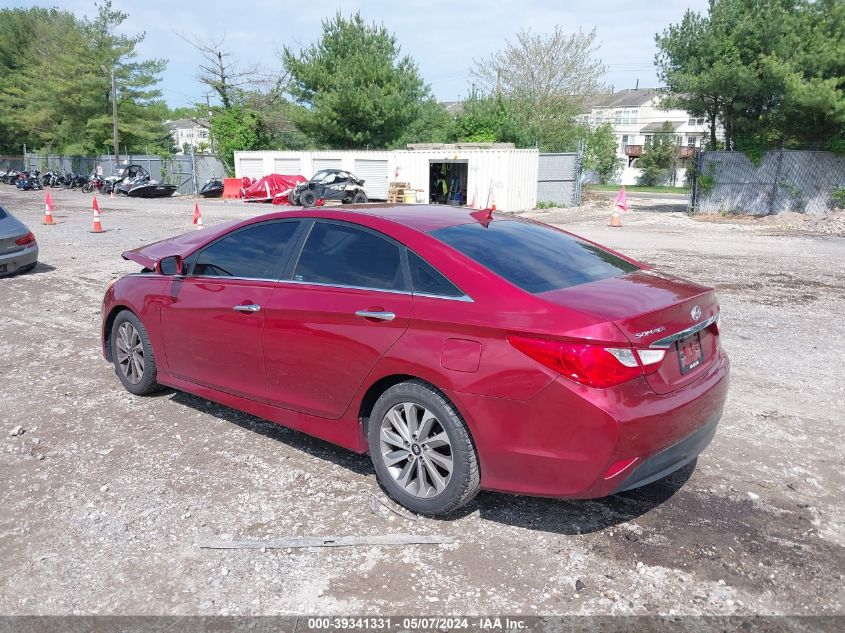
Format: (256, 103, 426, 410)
(431, 220, 638, 293)
(293, 222, 405, 291)
(0, 206, 7, 220)
(193, 221, 300, 279)
(407, 251, 464, 298)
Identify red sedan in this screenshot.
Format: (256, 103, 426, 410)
(101, 205, 729, 515)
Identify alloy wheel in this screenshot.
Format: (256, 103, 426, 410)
(379, 402, 453, 498)
(116, 322, 145, 385)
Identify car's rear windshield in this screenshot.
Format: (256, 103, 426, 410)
(431, 219, 639, 293)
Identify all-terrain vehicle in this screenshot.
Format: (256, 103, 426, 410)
(291, 169, 368, 207)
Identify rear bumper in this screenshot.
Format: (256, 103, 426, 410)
(616, 409, 720, 492)
(0, 244, 38, 276)
(452, 347, 730, 499)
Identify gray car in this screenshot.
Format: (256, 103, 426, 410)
(0, 205, 38, 276)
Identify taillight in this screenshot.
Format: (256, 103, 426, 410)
(709, 314, 721, 336)
(635, 349, 666, 374)
(508, 336, 645, 388)
(15, 232, 35, 246)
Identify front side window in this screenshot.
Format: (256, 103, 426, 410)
(193, 221, 300, 279)
(432, 220, 639, 294)
(293, 222, 405, 291)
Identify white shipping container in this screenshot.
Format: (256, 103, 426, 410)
(234, 147, 538, 211)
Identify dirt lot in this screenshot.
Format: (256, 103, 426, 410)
(0, 188, 843, 616)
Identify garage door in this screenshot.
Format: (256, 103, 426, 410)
(312, 159, 342, 174)
(353, 159, 389, 200)
(273, 158, 301, 175)
(238, 158, 264, 179)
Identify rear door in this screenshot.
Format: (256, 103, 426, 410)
(160, 220, 303, 402)
(263, 220, 412, 418)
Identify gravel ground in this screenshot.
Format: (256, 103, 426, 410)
(0, 188, 843, 616)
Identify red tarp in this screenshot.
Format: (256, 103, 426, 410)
(242, 174, 307, 202)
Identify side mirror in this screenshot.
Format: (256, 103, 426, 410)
(157, 255, 184, 276)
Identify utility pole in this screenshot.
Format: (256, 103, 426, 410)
(205, 93, 215, 154)
(102, 65, 120, 165)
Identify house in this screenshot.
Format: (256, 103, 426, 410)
(581, 88, 714, 184)
(167, 118, 211, 154)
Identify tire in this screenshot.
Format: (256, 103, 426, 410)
(368, 380, 480, 515)
(352, 191, 368, 204)
(300, 190, 316, 208)
(82, 182, 92, 194)
(110, 310, 161, 396)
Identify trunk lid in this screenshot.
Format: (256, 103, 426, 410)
(121, 219, 241, 268)
(0, 213, 29, 256)
(539, 270, 721, 394)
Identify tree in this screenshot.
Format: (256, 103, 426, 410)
(282, 12, 429, 148)
(583, 123, 621, 184)
(451, 93, 515, 143)
(637, 122, 679, 186)
(209, 103, 267, 176)
(389, 99, 453, 148)
(0, 2, 170, 155)
(470, 27, 606, 105)
(656, 0, 845, 153)
(468, 26, 606, 152)
(179, 34, 270, 110)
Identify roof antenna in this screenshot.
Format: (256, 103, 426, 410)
(635, 79, 639, 91)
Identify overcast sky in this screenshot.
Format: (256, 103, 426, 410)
(9, 0, 709, 108)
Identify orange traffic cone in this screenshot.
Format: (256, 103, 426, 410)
(91, 196, 104, 233)
(110, 189, 115, 199)
(610, 211, 622, 227)
(44, 191, 56, 225)
(192, 202, 203, 230)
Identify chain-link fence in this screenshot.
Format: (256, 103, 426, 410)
(537, 152, 583, 207)
(689, 149, 845, 215)
(15, 152, 226, 195)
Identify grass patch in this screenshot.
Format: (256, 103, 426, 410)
(586, 184, 689, 194)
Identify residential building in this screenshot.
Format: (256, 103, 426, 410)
(167, 118, 211, 154)
(581, 88, 715, 184)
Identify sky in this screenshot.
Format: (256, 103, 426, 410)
(9, 0, 709, 108)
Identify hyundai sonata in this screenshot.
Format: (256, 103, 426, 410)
(101, 206, 729, 515)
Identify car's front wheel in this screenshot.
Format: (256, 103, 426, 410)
(111, 310, 160, 396)
(368, 380, 480, 515)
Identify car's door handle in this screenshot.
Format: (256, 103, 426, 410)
(233, 304, 261, 313)
(355, 310, 396, 321)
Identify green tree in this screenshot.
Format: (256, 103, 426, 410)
(584, 123, 621, 184)
(0, 2, 170, 155)
(656, 0, 845, 153)
(389, 99, 453, 148)
(282, 12, 429, 148)
(209, 103, 267, 176)
(467, 26, 606, 152)
(637, 122, 679, 186)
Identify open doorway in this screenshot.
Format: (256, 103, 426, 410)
(429, 160, 468, 205)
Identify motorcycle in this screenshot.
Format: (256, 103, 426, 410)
(16, 170, 43, 190)
(41, 170, 64, 187)
(83, 171, 104, 193)
(61, 171, 87, 189)
(0, 169, 20, 184)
